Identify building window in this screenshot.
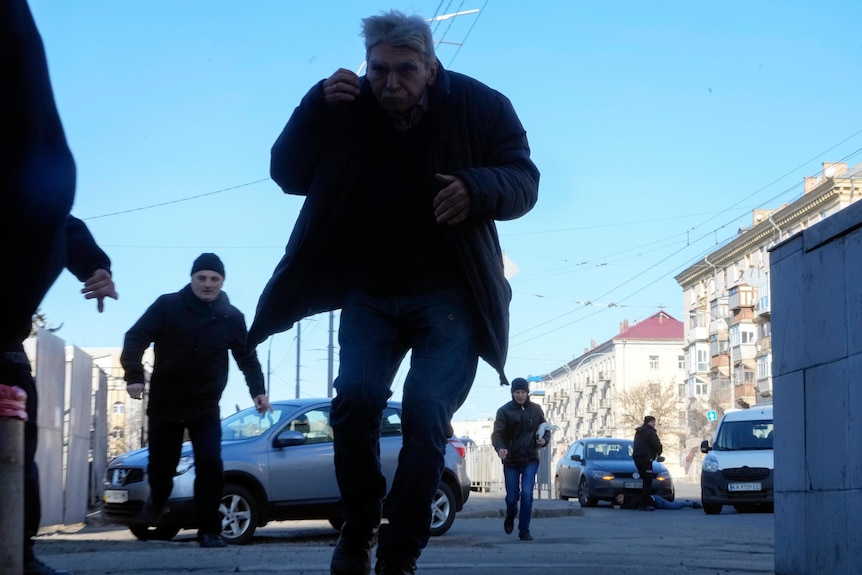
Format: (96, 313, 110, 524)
(111, 426, 124, 439)
(696, 349, 709, 372)
(112, 401, 125, 415)
(678, 355, 685, 370)
(649, 355, 659, 370)
(695, 382, 709, 396)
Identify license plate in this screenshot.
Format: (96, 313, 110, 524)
(104, 489, 128, 503)
(624, 481, 642, 489)
(728, 482, 761, 492)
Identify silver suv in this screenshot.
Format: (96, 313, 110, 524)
(103, 399, 470, 544)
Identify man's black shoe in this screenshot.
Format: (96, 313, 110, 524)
(331, 529, 378, 575)
(24, 558, 72, 575)
(519, 530, 533, 541)
(503, 513, 515, 534)
(375, 559, 417, 575)
(198, 533, 227, 548)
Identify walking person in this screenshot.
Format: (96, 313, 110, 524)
(3, 2, 118, 572)
(247, 10, 539, 574)
(632, 415, 663, 511)
(121, 253, 271, 548)
(491, 378, 550, 541)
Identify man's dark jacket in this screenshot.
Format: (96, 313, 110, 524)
(491, 399, 550, 466)
(248, 64, 540, 384)
(121, 285, 265, 421)
(632, 423, 663, 460)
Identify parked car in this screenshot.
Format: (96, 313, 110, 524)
(555, 437, 674, 506)
(700, 404, 774, 514)
(103, 399, 470, 544)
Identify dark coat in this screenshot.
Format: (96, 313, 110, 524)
(491, 399, 549, 466)
(632, 423, 663, 460)
(121, 285, 265, 421)
(248, 64, 539, 384)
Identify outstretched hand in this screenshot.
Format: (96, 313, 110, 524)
(82, 268, 118, 312)
(254, 394, 273, 414)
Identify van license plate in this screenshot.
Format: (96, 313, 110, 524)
(624, 481, 642, 489)
(728, 482, 761, 492)
(104, 489, 128, 503)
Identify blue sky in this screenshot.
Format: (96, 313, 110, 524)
(31, 0, 862, 421)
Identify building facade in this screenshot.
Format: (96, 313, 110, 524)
(674, 161, 862, 418)
(534, 311, 686, 460)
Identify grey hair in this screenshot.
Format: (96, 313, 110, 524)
(361, 10, 435, 64)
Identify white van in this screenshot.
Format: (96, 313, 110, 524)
(699, 404, 774, 514)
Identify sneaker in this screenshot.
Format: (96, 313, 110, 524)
(374, 559, 416, 575)
(331, 529, 377, 575)
(24, 558, 72, 575)
(503, 513, 515, 535)
(198, 533, 227, 548)
(519, 530, 533, 541)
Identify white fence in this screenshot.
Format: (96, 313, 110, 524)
(464, 443, 556, 499)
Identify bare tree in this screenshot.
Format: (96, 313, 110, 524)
(617, 379, 680, 429)
(30, 309, 62, 336)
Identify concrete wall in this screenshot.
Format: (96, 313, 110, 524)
(770, 197, 862, 574)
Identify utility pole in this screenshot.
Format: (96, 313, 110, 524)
(295, 322, 301, 399)
(327, 311, 335, 398)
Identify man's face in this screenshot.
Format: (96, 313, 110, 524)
(366, 43, 437, 118)
(512, 390, 529, 405)
(191, 271, 224, 302)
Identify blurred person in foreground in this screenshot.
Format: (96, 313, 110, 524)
(248, 10, 539, 574)
(1, 2, 117, 573)
(491, 378, 550, 541)
(121, 253, 271, 549)
(632, 415, 663, 511)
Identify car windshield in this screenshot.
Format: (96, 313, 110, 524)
(586, 442, 632, 460)
(221, 405, 295, 441)
(714, 420, 774, 450)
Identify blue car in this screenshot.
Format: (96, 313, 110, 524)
(555, 437, 674, 506)
(103, 398, 470, 544)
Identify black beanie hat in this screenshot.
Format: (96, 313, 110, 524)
(643, 415, 656, 424)
(511, 378, 530, 393)
(191, 253, 225, 278)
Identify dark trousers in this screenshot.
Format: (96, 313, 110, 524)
(633, 455, 654, 507)
(1, 346, 41, 563)
(147, 412, 223, 535)
(331, 289, 479, 566)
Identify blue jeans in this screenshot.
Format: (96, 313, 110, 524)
(330, 289, 479, 565)
(504, 462, 539, 533)
(652, 495, 693, 510)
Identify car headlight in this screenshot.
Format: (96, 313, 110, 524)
(175, 455, 194, 475)
(702, 454, 719, 473)
(655, 471, 671, 482)
(590, 470, 615, 481)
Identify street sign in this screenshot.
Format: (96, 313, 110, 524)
(707, 410, 717, 421)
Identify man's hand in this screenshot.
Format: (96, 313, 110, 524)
(433, 174, 471, 225)
(497, 448, 508, 460)
(254, 394, 273, 414)
(323, 68, 360, 104)
(126, 383, 144, 400)
(537, 437, 547, 448)
(81, 268, 118, 312)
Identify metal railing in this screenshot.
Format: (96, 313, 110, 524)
(464, 443, 556, 499)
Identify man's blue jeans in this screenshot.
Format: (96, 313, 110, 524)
(330, 289, 479, 565)
(504, 462, 539, 533)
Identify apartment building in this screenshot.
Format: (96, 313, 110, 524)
(535, 311, 685, 453)
(674, 161, 862, 414)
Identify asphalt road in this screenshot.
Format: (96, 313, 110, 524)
(30, 482, 775, 575)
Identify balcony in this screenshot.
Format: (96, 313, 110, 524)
(584, 378, 597, 388)
(598, 371, 610, 382)
(711, 354, 729, 369)
(586, 404, 598, 413)
(599, 398, 611, 409)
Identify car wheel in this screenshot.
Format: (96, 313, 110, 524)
(129, 524, 180, 541)
(702, 501, 722, 515)
(429, 481, 456, 537)
(219, 483, 258, 545)
(577, 477, 597, 507)
(555, 477, 569, 501)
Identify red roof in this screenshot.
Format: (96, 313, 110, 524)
(613, 311, 683, 341)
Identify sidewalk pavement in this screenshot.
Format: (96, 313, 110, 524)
(457, 489, 584, 519)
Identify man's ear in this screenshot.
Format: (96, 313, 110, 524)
(427, 59, 439, 86)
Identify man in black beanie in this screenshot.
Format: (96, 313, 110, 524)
(491, 377, 550, 541)
(632, 415, 663, 510)
(121, 253, 271, 548)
